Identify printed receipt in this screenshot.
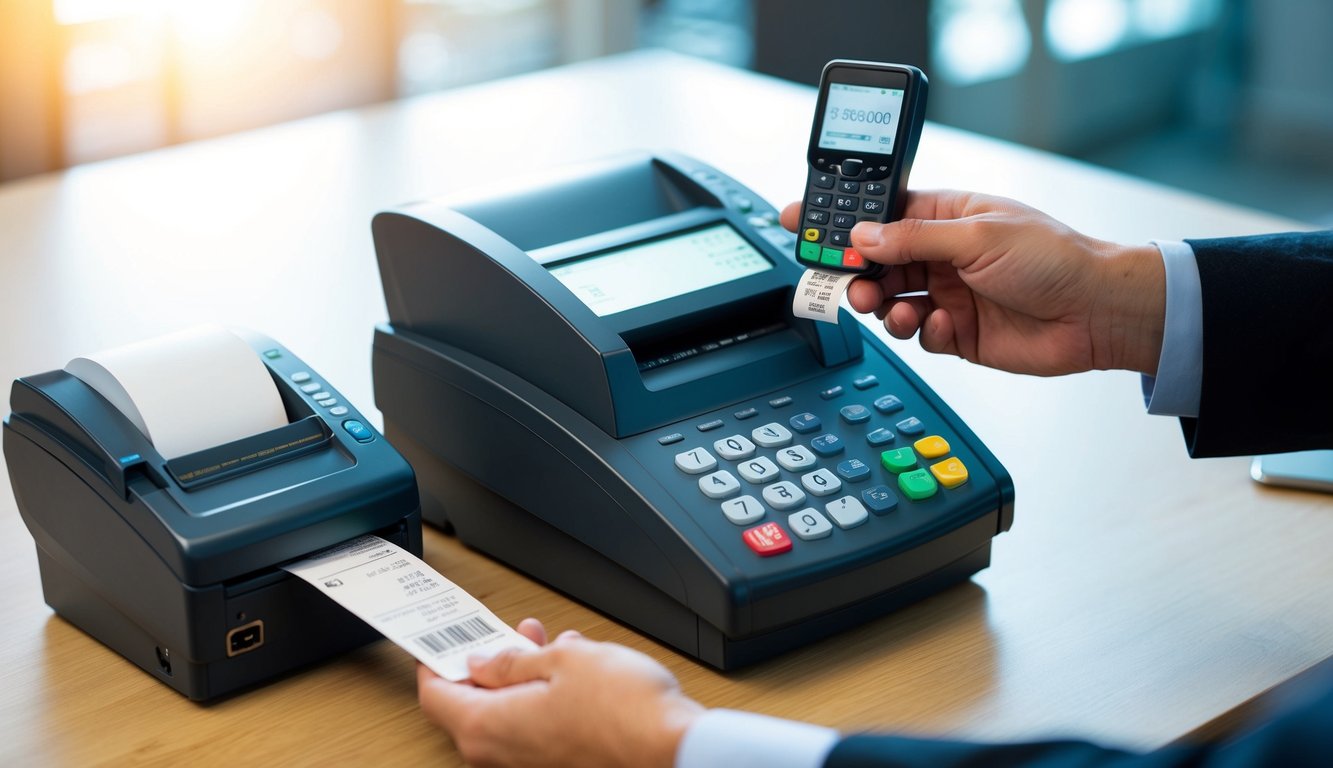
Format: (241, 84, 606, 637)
(793, 268, 858, 323)
(284, 534, 536, 681)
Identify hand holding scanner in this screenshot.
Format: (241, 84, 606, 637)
(798, 60, 927, 276)
(3, 329, 420, 700)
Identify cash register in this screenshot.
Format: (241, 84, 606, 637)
(371, 153, 1013, 668)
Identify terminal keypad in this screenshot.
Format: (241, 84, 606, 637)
(797, 162, 892, 272)
(658, 374, 976, 556)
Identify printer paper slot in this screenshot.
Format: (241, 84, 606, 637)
(167, 416, 332, 490)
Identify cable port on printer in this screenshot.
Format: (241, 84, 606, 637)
(226, 620, 265, 657)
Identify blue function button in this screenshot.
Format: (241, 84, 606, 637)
(861, 485, 899, 515)
(852, 374, 878, 390)
(788, 412, 822, 434)
(873, 394, 904, 414)
(895, 416, 926, 436)
(768, 395, 793, 408)
(818, 385, 845, 400)
(657, 432, 685, 446)
(866, 427, 896, 446)
(290, 371, 312, 383)
(836, 458, 872, 482)
(809, 433, 845, 457)
(733, 406, 759, 420)
(262, 349, 282, 360)
(839, 404, 871, 424)
(341, 419, 375, 443)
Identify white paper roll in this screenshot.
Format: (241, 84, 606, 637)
(65, 325, 289, 459)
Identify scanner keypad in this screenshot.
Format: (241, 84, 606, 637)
(660, 377, 976, 556)
(798, 165, 892, 271)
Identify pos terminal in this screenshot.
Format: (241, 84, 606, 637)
(372, 153, 1013, 668)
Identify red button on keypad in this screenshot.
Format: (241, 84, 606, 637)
(742, 522, 793, 556)
(842, 248, 865, 268)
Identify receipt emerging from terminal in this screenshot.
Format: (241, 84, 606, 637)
(284, 535, 536, 680)
(792, 268, 858, 323)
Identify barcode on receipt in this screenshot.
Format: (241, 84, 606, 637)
(415, 616, 498, 655)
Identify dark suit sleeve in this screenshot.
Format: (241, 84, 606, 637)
(823, 676, 1333, 768)
(1177, 231, 1333, 457)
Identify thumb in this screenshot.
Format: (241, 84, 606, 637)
(851, 216, 987, 268)
(468, 646, 558, 689)
(418, 664, 486, 731)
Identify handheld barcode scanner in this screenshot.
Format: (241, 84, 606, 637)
(796, 60, 928, 277)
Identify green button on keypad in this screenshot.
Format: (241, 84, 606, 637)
(820, 247, 843, 266)
(799, 241, 822, 263)
(880, 447, 917, 474)
(898, 468, 938, 500)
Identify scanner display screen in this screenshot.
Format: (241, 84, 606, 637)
(548, 223, 771, 317)
(818, 83, 905, 155)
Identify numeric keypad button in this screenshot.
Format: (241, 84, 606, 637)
(699, 470, 740, 499)
(762, 481, 807, 510)
(788, 509, 833, 541)
(824, 496, 869, 529)
(674, 447, 717, 474)
(751, 422, 793, 448)
(737, 456, 780, 484)
(713, 434, 756, 461)
(721, 495, 765, 525)
(801, 468, 843, 497)
(775, 444, 817, 471)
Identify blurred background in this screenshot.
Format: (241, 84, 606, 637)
(1, 0, 1329, 225)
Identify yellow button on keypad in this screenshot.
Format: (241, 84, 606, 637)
(929, 457, 969, 489)
(913, 435, 950, 459)
(803, 228, 821, 241)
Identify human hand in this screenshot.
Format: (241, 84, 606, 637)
(417, 618, 703, 768)
(781, 190, 1165, 376)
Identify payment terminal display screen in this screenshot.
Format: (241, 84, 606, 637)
(548, 223, 771, 317)
(817, 83, 905, 155)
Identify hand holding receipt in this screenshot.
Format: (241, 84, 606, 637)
(284, 535, 535, 681)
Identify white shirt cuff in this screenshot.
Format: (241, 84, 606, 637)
(675, 709, 840, 768)
(1143, 240, 1203, 418)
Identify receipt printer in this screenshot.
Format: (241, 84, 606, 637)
(3, 329, 420, 700)
(371, 153, 1013, 669)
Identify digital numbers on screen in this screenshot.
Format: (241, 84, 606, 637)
(827, 107, 896, 125)
(817, 83, 906, 154)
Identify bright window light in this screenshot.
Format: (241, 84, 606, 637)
(55, 0, 154, 25)
(1046, 0, 1131, 61)
(1133, 0, 1219, 39)
(933, 0, 1032, 85)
